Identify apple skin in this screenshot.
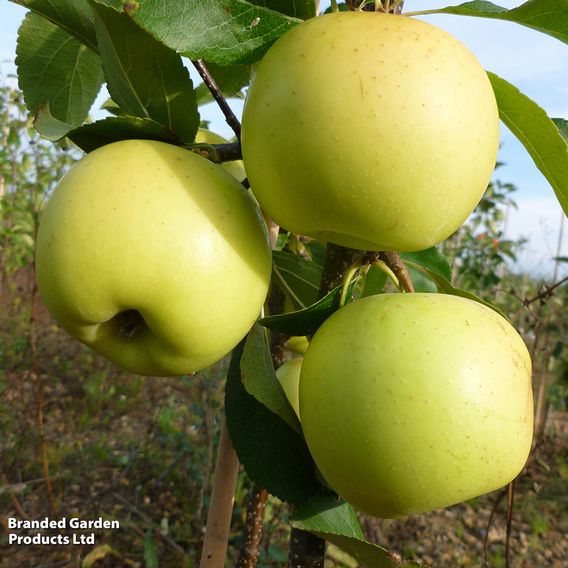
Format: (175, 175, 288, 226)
(241, 12, 499, 251)
(195, 128, 246, 182)
(36, 139, 272, 376)
(276, 357, 303, 418)
(299, 293, 533, 518)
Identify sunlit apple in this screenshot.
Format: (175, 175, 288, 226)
(36, 139, 271, 376)
(300, 293, 533, 517)
(242, 12, 499, 251)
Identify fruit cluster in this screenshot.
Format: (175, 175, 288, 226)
(36, 11, 532, 518)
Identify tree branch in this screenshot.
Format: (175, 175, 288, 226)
(190, 142, 242, 164)
(377, 251, 415, 293)
(237, 486, 269, 567)
(192, 60, 242, 141)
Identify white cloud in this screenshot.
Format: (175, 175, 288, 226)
(506, 197, 567, 278)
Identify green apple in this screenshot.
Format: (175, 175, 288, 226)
(300, 293, 533, 518)
(284, 335, 309, 355)
(195, 128, 246, 182)
(276, 357, 303, 418)
(241, 12, 499, 251)
(36, 139, 272, 376)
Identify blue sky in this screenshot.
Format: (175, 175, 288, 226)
(1, 0, 566, 278)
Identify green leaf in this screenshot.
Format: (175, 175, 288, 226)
(290, 494, 425, 567)
(405, 260, 507, 319)
(400, 247, 452, 281)
(430, 0, 568, 44)
(553, 118, 568, 143)
(93, 3, 199, 142)
(272, 251, 322, 310)
(259, 279, 358, 337)
(241, 325, 302, 434)
(399, 247, 452, 293)
(13, 0, 98, 52)
(248, 0, 317, 19)
(99, 97, 129, 117)
(34, 103, 75, 141)
(488, 72, 568, 216)
(16, 12, 104, 131)
(67, 116, 182, 152)
(360, 265, 387, 298)
(225, 342, 322, 503)
(93, 0, 301, 65)
(195, 62, 251, 105)
(407, 266, 438, 293)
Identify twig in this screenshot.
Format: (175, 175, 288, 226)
(483, 488, 507, 567)
(236, 486, 269, 567)
(377, 251, 414, 293)
(112, 491, 187, 556)
(28, 204, 57, 515)
(505, 481, 515, 568)
(522, 275, 568, 307)
(199, 418, 240, 567)
(192, 60, 242, 140)
(190, 141, 242, 164)
(0, 472, 30, 519)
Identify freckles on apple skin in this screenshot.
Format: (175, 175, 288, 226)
(242, 12, 498, 252)
(35, 139, 272, 376)
(299, 293, 533, 518)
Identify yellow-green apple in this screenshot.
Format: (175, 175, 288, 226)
(36, 139, 271, 376)
(241, 12, 499, 251)
(195, 128, 246, 182)
(284, 335, 309, 355)
(276, 357, 303, 418)
(300, 293, 533, 518)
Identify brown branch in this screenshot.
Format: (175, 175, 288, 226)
(0, 472, 30, 520)
(377, 251, 414, 293)
(319, 243, 363, 297)
(505, 481, 515, 568)
(523, 275, 568, 307)
(237, 486, 269, 567)
(29, 205, 57, 515)
(199, 418, 240, 567)
(192, 60, 242, 140)
(189, 142, 242, 164)
(483, 488, 507, 567)
(112, 491, 187, 556)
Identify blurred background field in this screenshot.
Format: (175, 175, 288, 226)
(0, 73, 567, 567)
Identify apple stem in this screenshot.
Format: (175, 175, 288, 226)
(339, 264, 361, 306)
(372, 258, 403, 291)
(199, 418, 240, 567)
(192, 60, 242, 141)
(377, 251, 415, 293)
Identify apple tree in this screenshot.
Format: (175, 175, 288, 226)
(8, 0, 568, 566)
